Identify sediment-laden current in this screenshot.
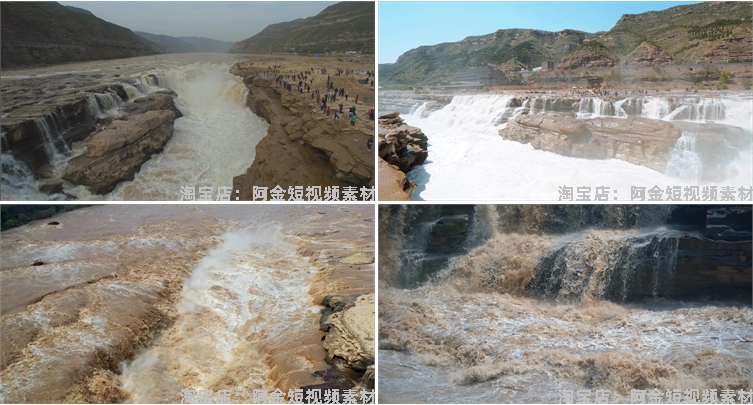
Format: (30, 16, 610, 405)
(1, 54, 269, 200)
(378, 205, 752, 403)
(0, 205, 374, 402)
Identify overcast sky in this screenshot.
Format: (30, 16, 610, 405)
(61, 1, 337, 42)
(380, 2, 701, 63)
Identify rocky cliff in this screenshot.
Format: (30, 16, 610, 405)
(382, 204, 752, 303)
(230, 2, 374, 55)
(377, 112, 428, 200)
(1, 2, 158, 68)
(230, 62, 374, 200)
(622, 42, 674, 67)
(381, 2, 751, 86)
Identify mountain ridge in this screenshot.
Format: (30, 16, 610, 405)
(382, 2, 752, 85)
(135, 31, 234, 53)
(230, 2, 374, 54)
(1, 1, 158, 68)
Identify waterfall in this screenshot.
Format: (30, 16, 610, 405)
(33, 117, 71, 164)
(665, 132, 703, 179)
(121, 84, 142, 100)
(529, 229, 680, 303)
(422, 94, 518, 136)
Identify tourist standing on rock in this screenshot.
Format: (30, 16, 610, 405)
(351, 113, 357, 126)
(334, 111, 340, 122)
(339, 103, 344, 113)
(345, 91, 349, 101)
(355, 95, 359, 104)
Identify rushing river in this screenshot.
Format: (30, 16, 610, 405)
(1, 54, 269, 201)
(378, 205, 753, 403)
(379, 92, 753, 200)
(0, 204, 374, 403)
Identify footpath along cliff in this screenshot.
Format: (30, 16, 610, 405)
(230, 60, 374, 200)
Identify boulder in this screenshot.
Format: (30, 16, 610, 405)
(322, 293, 375, 372)
(38, 178, 64, 195)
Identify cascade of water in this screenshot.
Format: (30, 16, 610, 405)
(665, 132, 703, 179)
(121, 84, 142, 100)
(529, 229, 681, 303)
(409, 102, 421, 115)
(33, 117, 72, 164)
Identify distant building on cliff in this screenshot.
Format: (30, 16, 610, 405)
(542, 61, 555, 71)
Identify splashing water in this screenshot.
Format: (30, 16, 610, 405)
(392, 93, 752, 200)
(89, 63, 268, 200)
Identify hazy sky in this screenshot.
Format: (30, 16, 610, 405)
(379, 2, 702, 63)
(61, 1, 337, 42)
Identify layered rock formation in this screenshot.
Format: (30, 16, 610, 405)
(230, 63, 374, 200)
(64, 97, 180, 194)
(1, 73, 183, 196)
(622, 42, 674, 66)
(377, 112, 428, 200)
(500, 112, 749, 179)
(321, 293, 375, 372)
(701, 36, 753, 64)
(501, 113, 681, 171)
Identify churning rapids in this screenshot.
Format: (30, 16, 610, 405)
(0, 205, 375, 403)
(379, 92, 753, 200)
(1, 54, 268, 200)
(378, 205, 753, 403)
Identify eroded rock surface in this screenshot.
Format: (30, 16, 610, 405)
(230, 62, 374, 200)
(321, 293, 375, 372)
(378, 112, 428, 200)
(501, 112, 750, 179)
(64, 107, 178, 194)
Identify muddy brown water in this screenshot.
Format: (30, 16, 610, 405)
(0, 204, 374, 403)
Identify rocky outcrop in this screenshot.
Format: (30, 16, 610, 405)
(502, 112, 753, 180)
(622, 42, 674, 66)
(378, 112, 428, 200)
(378, 158, 414, 201)
(230, 64, 374, 200)
(378, 112, 428, 172)
(321, 293, 375, 372)
(64, 97, 180, 194)
(501, 114, 683, 172)
(701, 36, 753, 64)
